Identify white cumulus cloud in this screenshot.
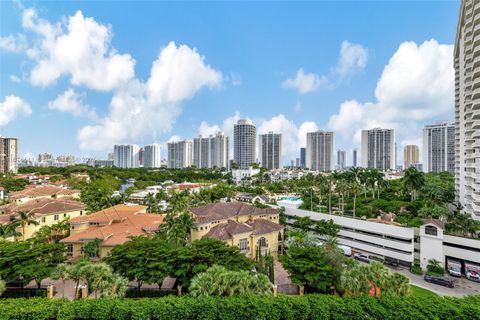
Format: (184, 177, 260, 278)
(77, 41, 222, 151)
(0, 95, 32, 127)
(282, 68, 327, 94)
(48, 88, 98, 121)
(335, 40, 368, 77)
(22, 8, 135, 91)
(0, 34, 27, 52)
(328, 39, 454, 163)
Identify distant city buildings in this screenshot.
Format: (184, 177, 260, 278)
(455, 0, 480, 220)
(337, 149, 346, 170)
(144, 144, 161, 168)
(403, 145, 420, 170)
(113, 144, 140, 168)
(361, 128, 395, 171)
(422, 123, 455, 174)
(0, 137, 18, 174)
(193, 136, 210, 168)
(352, 148, 358, 167)
(234, 119, 256, 169)
(259, 132, 283, 170)
(300, 147, 306, 167)
(193, 133, 229, 169)
(168, 140, 193, 169)
(94, 160, 114, 168)
(306, 130, 335, 172)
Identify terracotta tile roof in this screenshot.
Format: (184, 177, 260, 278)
(8, 186, 80, 200)
(68, 204, 147, 224)
(245, 219, 284, 235)
(423, 218, 445, 229)
(60, 213, 163, 246)
(191, 203, 278, 224)
(204, 219, 253, 240)
(0, 214, 14, 225)
(0, 198, 85, 217)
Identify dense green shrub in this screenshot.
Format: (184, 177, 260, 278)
(0, 295, 479, 320)
(411, 263, 423, 275)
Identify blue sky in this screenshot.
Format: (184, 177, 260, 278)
(0, 1, 459, 165)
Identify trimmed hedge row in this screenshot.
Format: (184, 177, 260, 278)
(0, 295, 479, 320)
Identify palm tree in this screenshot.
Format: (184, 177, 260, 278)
(51, 263, 71, 298)
(10, 211, 39, 240)
(0, 223, 21, 240)
(403, 167, 425, 201)
(349, 181, 363, 217)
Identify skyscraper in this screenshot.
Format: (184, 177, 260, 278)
(361, 128, 395, 171)
(454, 0, 480, 220)
(422, 123, 455, 174)
(234, 119, 256, 169)
(0, 137, 18, 174)
(193, 136, 210, 168)
(403, 145, 420, 170)
(352, 148, 358, 167)
(337, 149, 346, 170)
(209, 132, 229, 169)
(113, 144, 140, 168)
(144, 144, 161, 168)
(168, 140, 193, 169)
(306, 131, 335, 172)
(300, 147, 306, 167)
(259, 132, 283, 170)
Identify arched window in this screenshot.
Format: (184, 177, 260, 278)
(425, 225, 438, 236)
(258, 237, 268, 248)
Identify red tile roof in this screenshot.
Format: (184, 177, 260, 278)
(8, 186, 80, 200)
(68, 204, 146, 224)
(191, 202, 278, 224)
(0, 198, 85, 217)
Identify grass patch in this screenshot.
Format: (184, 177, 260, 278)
(410, 285, 438, 298)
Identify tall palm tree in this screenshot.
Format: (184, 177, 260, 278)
(349, 181, 363, 217)
(403, 167, 425, 201)
(0, 223, 21, 240)
(10, 211, 39, 241)
(51, 263, 71, 298)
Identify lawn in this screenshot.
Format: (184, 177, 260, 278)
(410, 285, 438, 298)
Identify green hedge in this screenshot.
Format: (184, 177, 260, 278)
(0, 295, 479, 320)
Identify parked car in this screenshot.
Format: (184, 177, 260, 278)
(354, 253, 370, 263)
(446, 258, 462, 277)
(384, 257, 399, 267)
(466, 270, 480, 282)
(424, 275, 454, 288)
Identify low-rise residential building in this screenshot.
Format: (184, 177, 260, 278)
(0, 198, 86, 239)
(231, 167, 260, 184)
(234, 192, 271, 204)
(60, 204, 163, 259)
(7, 185, 80, 204)
(190, 203, 284, 258)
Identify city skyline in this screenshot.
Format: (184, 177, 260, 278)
(0, 1, 458, 165)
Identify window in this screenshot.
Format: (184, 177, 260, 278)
(64, 213, 67, 218)
(425, 225, 438, 236)
(257, 237, 267, 248)
(239, 239, 248, 251)
(54, 214, 59, 221)
(66, 244, 73, 256)
(42, 217, 46, 223)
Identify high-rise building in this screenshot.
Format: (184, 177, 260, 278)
(259, 132, 283, 170)
(337, 149, 346, 170)
(234, 119, 256, 169)
(113, 144, 140, 168)
(403, 145, 420, 170)
(352, 148, 358, 167)
(0, 137, 18, 174)
(295, 158, 300, 167)
(168, 140, 192, 169)
(209, 132, 229, 169)
(455, 0, 480, 220)
(144, 144, 161, 168)
(38, 152, 53, 164)
(193, 136, 210, 168)
(422, 123, 455, 174)
(306, 131, 335, 172)
(138, 148, 144, 166)
(300, 147, 306, 167)
(361, 128, 395, 171)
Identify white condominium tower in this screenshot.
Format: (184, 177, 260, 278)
(168, 140, 193, 169)
(403, 145, 420, 170)
(0, 137, 18, 174)
(306, 131, 335, 172)
(234, 119, 256, 169)
(143, 144, 161, 168)
(193, 133, 230, 169)
(113, 144, 140, 168)
(455, 0, 480, 220)
(259, 132, 283, 170)
(361, 128, 395, 171)
(422, 123, 455, 174)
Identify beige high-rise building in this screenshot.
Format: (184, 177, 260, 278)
(306, 131, 335, 172)
(361, 128, 395, 171)
(0, 137, 18, 174)
(403, 145, 419, 170)
(454, 0, 480, 220)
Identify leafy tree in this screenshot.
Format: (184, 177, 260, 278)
(51, 263, 70, 298)
(315, 219, 340, 238)
(284, 229, 318, 248)
(403, 167, 425, 201)
(80, 175, 121, 212)
(66, 259, 89, 299)
(0, 278, 5, 297)
(292, 216, 313, 231)
(418, 205, 450, 219)
(10, 211, 39, 241)
(189, 265, 272, 297)
(83, 238, 102, 259)
(0, 224, 20, 240)
(33, 220, 70, 243)
(159, 211, 196, 247)
(280, 245, 334, 293)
